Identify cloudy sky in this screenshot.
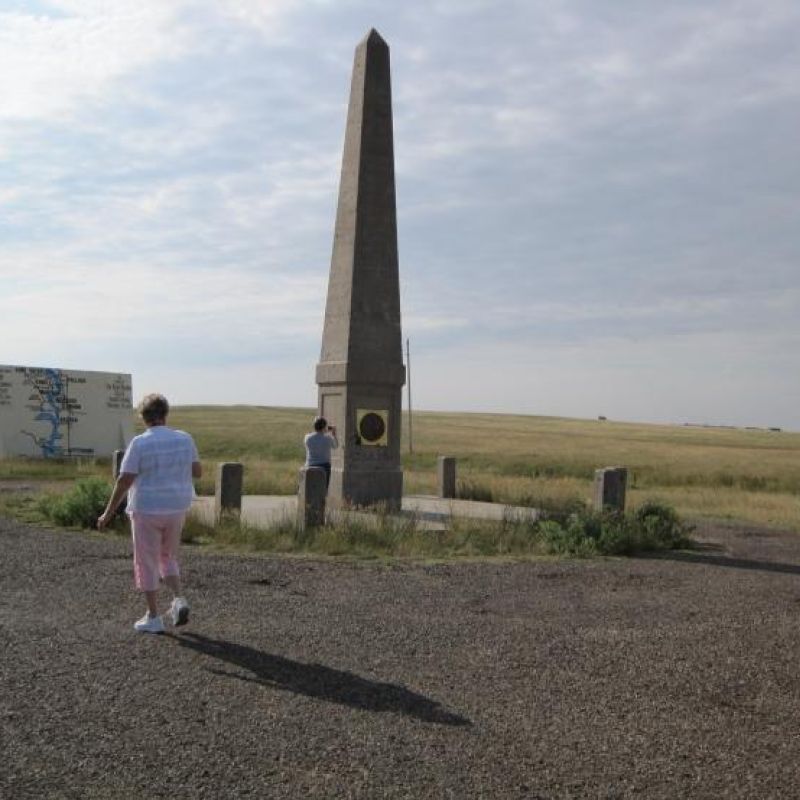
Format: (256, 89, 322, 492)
(1, 0, 798, 429)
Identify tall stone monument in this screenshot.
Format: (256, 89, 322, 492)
(316, 29, 405, 510)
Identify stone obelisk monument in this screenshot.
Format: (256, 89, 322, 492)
(316, 29, 405, 510)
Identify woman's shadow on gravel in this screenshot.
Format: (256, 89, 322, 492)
(172, 632, 470, 727)
(642, 547, 800, 576)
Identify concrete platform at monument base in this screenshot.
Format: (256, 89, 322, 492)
(190, 495, 539, 530)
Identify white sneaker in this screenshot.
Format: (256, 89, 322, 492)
(134, 614, 165, 634)
(169, 597, 190, 627)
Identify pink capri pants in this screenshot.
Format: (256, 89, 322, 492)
(130, 512, 186, 592)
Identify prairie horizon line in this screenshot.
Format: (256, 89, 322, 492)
(168, 403, 797, 435)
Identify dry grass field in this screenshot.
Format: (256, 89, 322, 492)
(173, 406, 800, 531)
(2, 405, 799, 531)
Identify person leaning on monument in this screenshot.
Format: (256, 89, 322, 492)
(97, 393, 201, 634)
(303, 416, 338, 487)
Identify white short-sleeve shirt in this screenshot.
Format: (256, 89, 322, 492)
(120, 425, 199, 514)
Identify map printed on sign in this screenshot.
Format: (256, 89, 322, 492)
(0, 365, 134, 458)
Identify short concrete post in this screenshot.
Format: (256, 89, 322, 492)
(112, 449, 125, 479)
(112, 449, 127, 516)
(593, 466, 628, 513)
(297, 467, 327, 529)
(438, 456, 457, 499)
(215, 462, 243, 523)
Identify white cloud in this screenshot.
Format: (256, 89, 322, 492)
(491, 107, 562, 149)
(0, 3, 189, 123)
(207, 0, 299, 37)
(0, 248, 324, 352)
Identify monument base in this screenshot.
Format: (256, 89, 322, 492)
(328, 467, 403, 512)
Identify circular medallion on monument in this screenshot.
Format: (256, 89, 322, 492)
(354, 409, 390, 447)
(359, 411, 386, 443)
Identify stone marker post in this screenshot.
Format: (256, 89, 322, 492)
(215, 462, 243, 523)
(438, 456, 457, 499)
(315, 29, 405, 511)
(112, 449, 125, 479)
(297, 467, 327, 530)
(593, 467, 628, 512)
(112, 448, 126, 517)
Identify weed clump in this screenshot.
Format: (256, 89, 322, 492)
(538, 501, 692, 557)
(38, 477, 113, 529)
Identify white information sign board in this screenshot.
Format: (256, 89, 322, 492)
(0, 365, 134, 458)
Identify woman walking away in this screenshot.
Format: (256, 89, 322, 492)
(98, 393, 202, 634)
(303, 416, 338, 488)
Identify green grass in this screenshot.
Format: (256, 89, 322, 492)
(0, 457, 107, 482)
(0, 492, 50, 526)
(176, 501, 690, 560)
(2, 405, 799, 532)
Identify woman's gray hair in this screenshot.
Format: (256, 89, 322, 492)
(139, 393, 169, 424)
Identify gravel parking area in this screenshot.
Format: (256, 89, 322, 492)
(2, 515, 800, 798)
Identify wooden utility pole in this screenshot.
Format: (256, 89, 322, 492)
(406, 337, 413, 454)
